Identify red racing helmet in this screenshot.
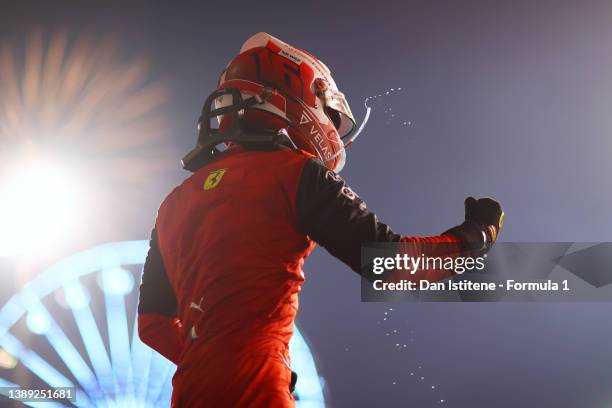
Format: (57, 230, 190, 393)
(211, 32, 356, 172)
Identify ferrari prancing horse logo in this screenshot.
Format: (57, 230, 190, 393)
(203, 168, 227, 190)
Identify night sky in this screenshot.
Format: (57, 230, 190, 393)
(2, 1, 612, 407)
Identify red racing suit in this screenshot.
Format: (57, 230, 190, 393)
(137, 145, 467, 407)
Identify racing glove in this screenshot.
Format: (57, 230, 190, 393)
(446, 196, 504, 256)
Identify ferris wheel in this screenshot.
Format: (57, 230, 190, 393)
(0, 241, 326, 407)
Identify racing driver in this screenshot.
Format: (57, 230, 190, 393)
(138, 32, 504, 407)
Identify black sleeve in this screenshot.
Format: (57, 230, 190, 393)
(296, 158, 401, 273)
(137, 228, 178, 317)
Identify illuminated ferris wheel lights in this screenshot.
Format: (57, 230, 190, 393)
(54, 281, 91, 310)
(98, 268, 135, 296)
(25, 309, 51, 335)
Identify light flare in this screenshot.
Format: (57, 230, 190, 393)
(0, 159, 84, 257)
(0, 30, 178, 257)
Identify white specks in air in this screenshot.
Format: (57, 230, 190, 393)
(378, 308, 445, 405)
(363, 87, 413, 129)
(365, 87, 401, 104)
(342, 86, 405, 156)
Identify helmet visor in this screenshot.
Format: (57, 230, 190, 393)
(321, 88, 356, 140)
